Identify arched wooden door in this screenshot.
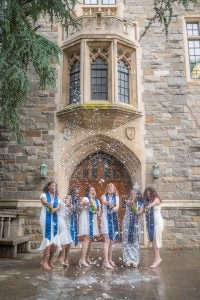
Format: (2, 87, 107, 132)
(69, 152, 133, 239)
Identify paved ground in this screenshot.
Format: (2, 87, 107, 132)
(0, 248, 199, 300)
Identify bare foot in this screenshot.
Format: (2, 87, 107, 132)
(125, 262, 131, 267)
(62, 260, 69, 267)
(57, 257, 64, 264)
(109, 261, 116, 267)
(86, 257, 93, 265)
(103, 261, 114, 270)
(41, 262, 51, 271)
(49, 259, 54, 269)
(149, 258, 162, 268)
(79, 259, 90, 268)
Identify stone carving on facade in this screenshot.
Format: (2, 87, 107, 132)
(90, 47, 109, 62)
(117, 47, 132, 65)
(125, 127, 135, 140)
(68, 51, 80, 68)
(82, 7, 117, 16)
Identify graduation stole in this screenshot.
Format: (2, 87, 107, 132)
(128, 200, 143, 243)
(145, 200, 154, 242)
(89, 198, 99, 238)
(106, 194, 119, 241)
(45, 192, 58, 240)
(70, 197, 79, 246)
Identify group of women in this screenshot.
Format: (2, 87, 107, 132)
(39, 181, 164, 271)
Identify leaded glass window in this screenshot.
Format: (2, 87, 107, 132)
(70, 60, 80, 103)
(102, 0, 116, 4)
(84, 0, 98, 4)
(82, 168, 89, 179)
(186, 22, 200, 79)
(118, 60, 129, 103)
(104, 167, 110, 179)
(91, 56, 108, 100)
(91, 168, 98, 179)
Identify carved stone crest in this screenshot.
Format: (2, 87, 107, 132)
(125, 127, 135, 140)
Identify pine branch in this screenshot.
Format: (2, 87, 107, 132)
(0, 0, 78, 143)
(140, 0, 198, 40)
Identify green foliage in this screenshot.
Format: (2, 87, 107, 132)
(140, 0, 198, 40)
(0, 0, 77, 143)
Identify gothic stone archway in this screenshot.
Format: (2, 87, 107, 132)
(65, 135, 142, 187)
(69, 151, 133, 237)
(66, 135, 142, 240)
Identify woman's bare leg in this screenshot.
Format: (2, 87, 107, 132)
(57, 245, 66, 263)
(108, 241, 116, 266)
(86, 240, 92, 264)
(64, 244, 71, 266)
(103, 235, 113, 269)
(79, 236, 90, 267)
(41, 245, 51, 270)
(150, 238, 162, 268)
(48, 244, 57, 269)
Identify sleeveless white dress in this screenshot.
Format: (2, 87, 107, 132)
(57, 200, 73, 246)
(154, 205, 164, 248)
(101, 195, 119, 235)
(39, 193, 61, 251)
(79, 197, 100, 237)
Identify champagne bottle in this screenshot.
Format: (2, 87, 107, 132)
(90, 203, 97, 214)
(131, 203, 137, 215)
(47, 204, 53, 214)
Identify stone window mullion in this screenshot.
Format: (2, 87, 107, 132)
(113, 39, 118, 104)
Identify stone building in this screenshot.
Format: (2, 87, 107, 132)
(0, 0, 200, 249)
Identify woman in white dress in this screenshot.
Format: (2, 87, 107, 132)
(144, 187, 164, 268)
(101, 183, 119, 269)
(79, 186, 101, 267)
(39, 181, 61, 270)
(57, 193, 73, 267)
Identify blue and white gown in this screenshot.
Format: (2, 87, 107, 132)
(39, 192, 61, 251)
(122, 200, 143, 265)
(101, 194, 119, 241)
(79, 197, 100, 237)
(69, 196, 79, 246)
(57, 200, 73, 246)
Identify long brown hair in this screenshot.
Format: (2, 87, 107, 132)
(43, 181, 58, 197)
(104, 183, 118, 196)
(143, 187, 161, 203)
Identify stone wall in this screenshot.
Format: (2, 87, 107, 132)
(23, 207, 42, 249)
(0, 20, 59, 208)
(124, 0, 200, 200)
(163, 208, 200, 249)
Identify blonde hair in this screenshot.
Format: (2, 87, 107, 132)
(104, 183, 118, 196)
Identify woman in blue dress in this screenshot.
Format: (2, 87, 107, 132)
(122, 189, 144, 267)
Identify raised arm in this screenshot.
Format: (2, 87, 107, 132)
(82, 197, 90, 206)
(149, 197, 161, 208)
